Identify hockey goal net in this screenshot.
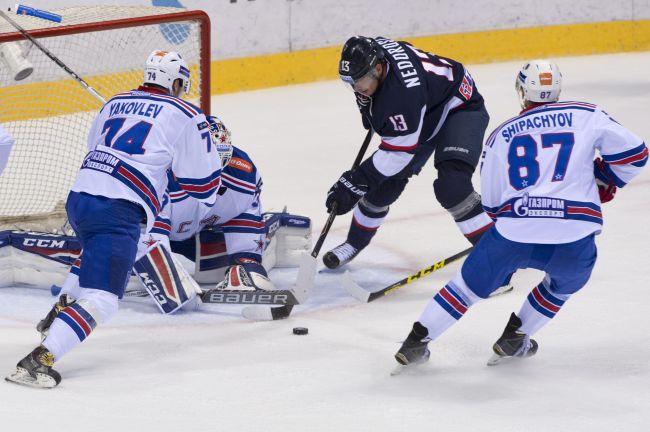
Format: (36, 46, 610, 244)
(0, 6, 210, 232)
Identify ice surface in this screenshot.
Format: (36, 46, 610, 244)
(1, 52, 649, 432)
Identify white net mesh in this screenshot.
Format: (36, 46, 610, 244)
(0, 6, 208, 231)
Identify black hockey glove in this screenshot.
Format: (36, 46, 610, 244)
(326, 170, 368, 215)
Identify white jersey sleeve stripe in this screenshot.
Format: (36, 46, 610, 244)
(175, 169, 222, 199)
(603, 143, 648, 165)
(80, 149, 161, 215)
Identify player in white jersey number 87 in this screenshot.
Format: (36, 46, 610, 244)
(392, 60, 648, 371)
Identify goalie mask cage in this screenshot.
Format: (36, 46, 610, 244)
(0, 6, 210, 232)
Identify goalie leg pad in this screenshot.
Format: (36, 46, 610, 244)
(133, 242, 201, 314)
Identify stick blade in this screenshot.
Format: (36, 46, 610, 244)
(239, 253, 315, 322)
(292, 252, 317, 303)
(341, 270, 370, 303)
(241, 305, 273, 321)
(242, 305, 293, 321)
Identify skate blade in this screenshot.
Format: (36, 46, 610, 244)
(390, 356, 424, 376)
(487, 352, 525, 366)
(5, 367, 58, 389)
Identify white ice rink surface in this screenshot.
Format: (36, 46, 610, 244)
(1, 52, 649, 432)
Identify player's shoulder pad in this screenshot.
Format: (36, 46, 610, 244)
(225, 146, 257, 179)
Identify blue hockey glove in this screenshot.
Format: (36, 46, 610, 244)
(593, 158, 617, 203)
(326, 170, 368, 215)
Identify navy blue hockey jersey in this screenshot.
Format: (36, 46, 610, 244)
(357, 37, 484, 177)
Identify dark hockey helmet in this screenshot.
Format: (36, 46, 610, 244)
(339, 36, 385, 84)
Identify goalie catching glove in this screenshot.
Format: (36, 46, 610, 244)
(215, 257, 276, 291)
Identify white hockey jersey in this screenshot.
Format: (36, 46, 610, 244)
(0, 123, 15, 175)
(481, 101, 648, 244)
(151, 146, 264, 257)
(70, 87, 222, 231)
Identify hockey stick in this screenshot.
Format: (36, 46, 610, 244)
(242, 128, 374, 321)
(342, 247, 473, 303)
(201, 286, 303, 305)
(0, 10, 106, 104)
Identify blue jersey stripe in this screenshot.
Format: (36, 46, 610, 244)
(222, 226, 265, 234)
(602, 142, 647, 163)
(222, 180, 255, 196)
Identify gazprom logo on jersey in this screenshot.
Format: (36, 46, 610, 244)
(513, 193, 566, 218)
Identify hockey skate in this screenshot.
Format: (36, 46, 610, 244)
(322, 242, 360, 269)
(5, 345, 61, 389)
(487, 312, 538, 366)
(392, 322, 431, 375)
(36, 294, 75, 337)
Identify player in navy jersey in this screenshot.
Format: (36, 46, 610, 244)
(324, 36, 495, 271)
(394, 60, 647, 370)
(6, 50, 221, 388)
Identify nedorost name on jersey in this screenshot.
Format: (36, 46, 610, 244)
(375, 37, 421, 88)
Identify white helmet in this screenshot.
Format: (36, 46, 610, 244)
(143, 50, 191, 97)
(515, 60, 562, 108)
(207, 115, 233, 167)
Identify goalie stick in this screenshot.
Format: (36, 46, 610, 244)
(242, 128, 375, 321)
(0, 9, 107, 104)
(343, 247, 473, 303)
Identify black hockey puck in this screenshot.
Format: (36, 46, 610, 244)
(292, 327, 308, 335)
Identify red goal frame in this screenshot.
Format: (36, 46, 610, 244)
(0, 10, 211, 114)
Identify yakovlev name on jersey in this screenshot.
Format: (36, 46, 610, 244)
(108, 100, 164, 119)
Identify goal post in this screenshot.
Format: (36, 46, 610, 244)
(0, 6, 211, 231)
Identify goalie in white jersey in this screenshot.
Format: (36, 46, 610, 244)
(145, 115, 272, 292)
(393, 60, 648, 370)
(6, 50, 222, 388)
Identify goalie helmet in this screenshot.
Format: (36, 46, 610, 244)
(339, 36, 385, 90)
(207, 115, 233, 167)
(515, 60, 562, 109)
(144, 50, 191, 97)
